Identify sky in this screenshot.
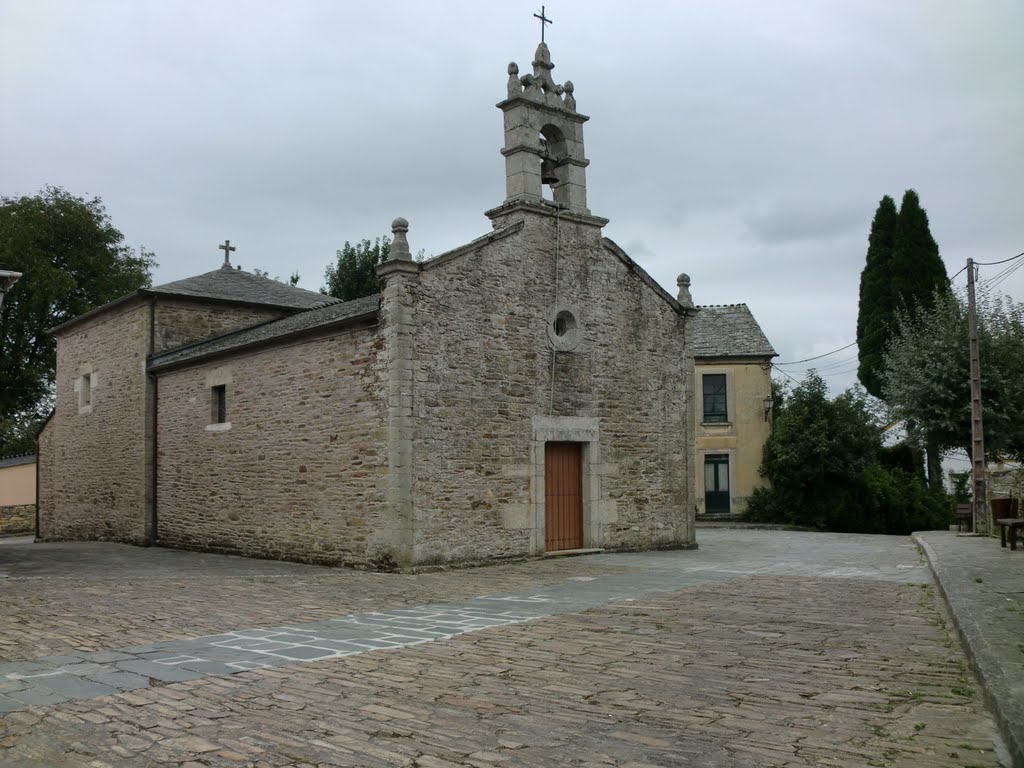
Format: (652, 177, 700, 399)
(2, 0, 1022, 394)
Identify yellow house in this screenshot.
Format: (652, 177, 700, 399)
(0, 454, 36, 536)
(693, 305, 776, 517)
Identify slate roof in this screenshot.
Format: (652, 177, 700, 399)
(0, 454, 36, 468)
(693, 304, 776, 359)
(148, 293, 381, 371)
(51, 266, 341, 335)
(149, 266, 339, 310)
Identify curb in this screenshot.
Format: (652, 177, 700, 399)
(913, 533, 1023, 768)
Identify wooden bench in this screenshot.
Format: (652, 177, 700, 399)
(996, 518, 1024, 551)
(953, 504, 973, 533)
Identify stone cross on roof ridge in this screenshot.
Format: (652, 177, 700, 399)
(219, 239, 236, 269)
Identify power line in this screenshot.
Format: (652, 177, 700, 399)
(979, 258, 1024, 295)
(770, 365, 802, 386)
(948, 264, 968, 282)
(972, 250, 1024, 267)
(772, 248, 1020, 378)
(773, 341, 856, 366)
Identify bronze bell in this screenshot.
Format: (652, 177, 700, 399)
(540, 157, 560, 186)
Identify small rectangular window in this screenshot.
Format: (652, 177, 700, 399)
(212, 384, 226, 424)
(80, 373, 92, 407)
(77, 372, 93, 411)
(703, 373, 728, 423)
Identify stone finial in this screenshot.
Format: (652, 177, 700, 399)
(533, 42, 553, 70)
(562, 80, 576, 111)
(390, 217, 411, 260)
(507, 62, 520, 98)
(676, 273, 694, 309)
(530, 42, 559, 102)
(504, 44, 578, 111)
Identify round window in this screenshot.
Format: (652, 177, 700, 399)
(546, 305, 581, 351)
(553, 310, 576, 337)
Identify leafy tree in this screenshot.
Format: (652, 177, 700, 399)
(746, 372, 949, 534)
(253, 268, 301, 285)
(322, 237, 390, 302)
(882, 290, 1024, 462)
(856, 194, 899, 397)
(0, 187, 154, 455)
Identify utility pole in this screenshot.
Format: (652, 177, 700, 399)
(966, 258, 989, 534)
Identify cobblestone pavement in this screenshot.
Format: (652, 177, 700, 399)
(0, 531, 1012, 767)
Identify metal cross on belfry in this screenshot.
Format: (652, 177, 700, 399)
(534, 5, 552, 42)
(219, 239, 236, 267)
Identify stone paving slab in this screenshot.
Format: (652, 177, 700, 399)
(0, 574, 1010, 767)
(0, 533, 931, 715)
(915, 530, 1024, 768)
(0, 530, 1014, 766)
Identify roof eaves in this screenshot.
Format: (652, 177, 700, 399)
(48, 291, 148, 336)
(695, 352, 778, 363)
(421, 221, 524, 271)
(0, 453, 36, 468)
(148, 302, 379, 374)
(602, 238, 694, 316)
(146, 287, 337, 311)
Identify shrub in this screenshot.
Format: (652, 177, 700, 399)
(745, 372, 950, 534)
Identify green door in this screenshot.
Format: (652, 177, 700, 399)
(704, 455, 730, 514)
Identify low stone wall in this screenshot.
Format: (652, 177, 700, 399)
(0, 504, 34, 536)
(989, 467, 1023, 500)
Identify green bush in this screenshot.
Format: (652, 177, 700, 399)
(745, 373, 951, 534)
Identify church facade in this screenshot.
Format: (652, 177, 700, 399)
(38, 42, 699, 569)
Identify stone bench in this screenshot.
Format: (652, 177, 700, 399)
(996, 518, 1024, 551)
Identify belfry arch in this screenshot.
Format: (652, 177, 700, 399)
(496, 42, 591, 214)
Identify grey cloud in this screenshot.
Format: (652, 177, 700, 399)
(1, 0, 1021, 393)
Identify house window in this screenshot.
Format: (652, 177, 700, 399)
(702, 373, 728, 423)
(211, 385, 226, 424)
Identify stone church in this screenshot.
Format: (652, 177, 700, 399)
(38, 42, 699, 569)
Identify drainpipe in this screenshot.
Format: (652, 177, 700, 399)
(34, 447, 40, 541)
(144, 297, 158, 545)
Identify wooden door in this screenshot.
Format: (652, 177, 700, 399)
(545, 442, 583, 551)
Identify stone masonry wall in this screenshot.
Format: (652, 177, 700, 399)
(37, 420, 54, 535)
(0, 505, 34, 536)
(155, 324, 387, 567)
(405, 210, 692, 565)
(38, 302, 151, 543)
(153, 301, 286, 354)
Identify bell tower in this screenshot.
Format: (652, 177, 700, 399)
(496, 42, 591, 215)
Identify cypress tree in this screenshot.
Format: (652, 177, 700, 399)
(856, 195, 899, 398)
(890, 189, 948, 311)
(856, 190, 948, 399)
(890, 189, 950, 484)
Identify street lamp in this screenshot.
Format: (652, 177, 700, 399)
(763, 395, 774, 421)
(0, 267, 22, 310)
